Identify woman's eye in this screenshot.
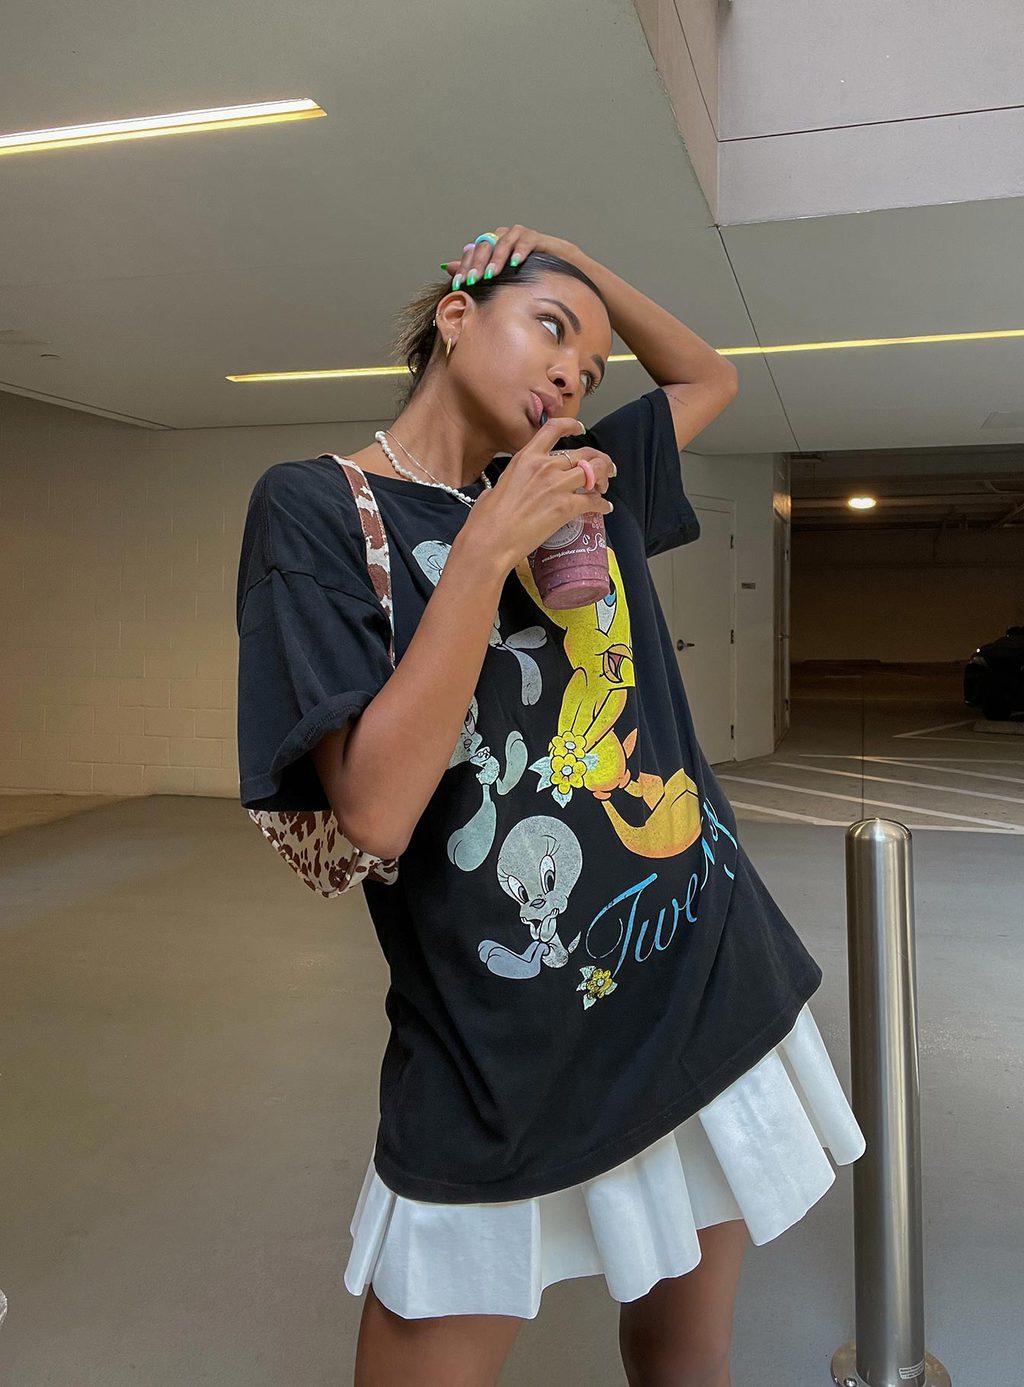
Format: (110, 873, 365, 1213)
(541, 316, 597, 395)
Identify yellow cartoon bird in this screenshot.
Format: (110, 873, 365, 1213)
(517, 547, 701, 859)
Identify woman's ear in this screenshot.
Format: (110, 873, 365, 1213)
(435, 290, 471, 339)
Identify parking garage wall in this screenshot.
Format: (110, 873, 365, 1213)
(790, 527, 1023, 662)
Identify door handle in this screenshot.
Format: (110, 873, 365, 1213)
(676, 639, 696, 650)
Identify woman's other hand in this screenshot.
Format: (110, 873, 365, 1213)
(441, 225, 579, 289)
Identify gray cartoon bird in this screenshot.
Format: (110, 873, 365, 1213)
(447, 698, 528, 872)
(413, 540, 548, 704)
(479, 816, 584, 979)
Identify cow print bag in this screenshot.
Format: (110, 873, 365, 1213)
(245, 455, 400, 897)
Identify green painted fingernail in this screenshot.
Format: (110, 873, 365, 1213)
(452, 273, 463, 289)
(467, 269, 478, 286)
(440, 261, 449, 271)
(510, 254, 520, 267)
(483, 264, 494, 280)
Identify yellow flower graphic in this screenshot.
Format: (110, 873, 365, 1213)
(549, 753, 586, 791)
(531, 730, 599, 806)
(587, 968, 614, 997)
(577, 965, 619, 1009)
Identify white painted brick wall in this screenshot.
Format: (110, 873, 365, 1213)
(0, 392, 379, 799)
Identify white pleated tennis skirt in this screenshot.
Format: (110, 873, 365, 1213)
(343, 1002, 865, 1320)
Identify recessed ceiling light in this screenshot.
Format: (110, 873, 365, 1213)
(848, 496, 877, 510)
(0, 98, 325, 156)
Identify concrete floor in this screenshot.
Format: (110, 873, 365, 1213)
(1, 670, 1020, 1383)
(713, 663, 1024, 834)
(0, 791, 125, 839)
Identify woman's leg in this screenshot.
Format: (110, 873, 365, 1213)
(354, 1283, 526, 1387)
(617, 1219, 749, 1387)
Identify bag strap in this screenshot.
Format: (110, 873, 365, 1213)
(317, 454, 396, 667)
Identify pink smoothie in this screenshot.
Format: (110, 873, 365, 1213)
(528, 510, 609, 609)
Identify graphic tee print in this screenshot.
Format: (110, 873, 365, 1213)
(236, 387, 823, 1203)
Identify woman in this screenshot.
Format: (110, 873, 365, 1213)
(235, 225, 865, 1386)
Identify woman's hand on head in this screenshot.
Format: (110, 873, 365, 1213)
(441, 226, 579, 288)
(461, 414, 615, 576)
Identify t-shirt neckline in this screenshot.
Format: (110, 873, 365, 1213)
(320, 454, 504, 504)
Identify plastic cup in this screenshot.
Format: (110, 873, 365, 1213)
(528, 509, 609, 609)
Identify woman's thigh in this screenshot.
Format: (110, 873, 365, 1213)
(354, 1283, 526, 1387)
(617, 1219, 749, 1387)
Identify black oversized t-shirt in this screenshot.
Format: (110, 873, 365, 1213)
(236, 387, 823, 1203)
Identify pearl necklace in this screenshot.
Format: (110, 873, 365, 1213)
(374, 429, 493, 508)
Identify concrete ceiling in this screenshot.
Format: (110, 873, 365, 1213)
(1, 0, 1023, 484)
(790, 448, 1024, 531)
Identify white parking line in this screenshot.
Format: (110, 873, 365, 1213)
(728, 801, 1018, 833)
(884, 824, 1020, 833)
(895, 719, 976, 738)
(800, 755, 1024, 768)
(858, 756, 1024, 787)
(765, 760, 1024, 808)
(716, 774, 1024, 831)
(890, 733, 1024, 747)
(729, 802, 848, 825)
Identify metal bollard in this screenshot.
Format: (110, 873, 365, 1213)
(831, 819, 950, 1387)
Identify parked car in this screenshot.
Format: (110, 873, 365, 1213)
(964, 625, 1024, 720)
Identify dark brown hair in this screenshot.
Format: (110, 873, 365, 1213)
(389, 251, 608, 414)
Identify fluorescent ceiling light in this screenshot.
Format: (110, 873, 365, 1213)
(227, 328, 1024, 383)
(0, 98, 325, 156)
(722, 328, 1024, 356)
(227, 353, 637, 383)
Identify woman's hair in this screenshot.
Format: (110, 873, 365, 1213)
(389, 251, 608, 414)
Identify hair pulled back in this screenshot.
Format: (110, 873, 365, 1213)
(389, 251, 607, 414)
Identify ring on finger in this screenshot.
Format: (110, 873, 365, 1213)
(577, 458, 596, 491)
(465, 233, 499, 284)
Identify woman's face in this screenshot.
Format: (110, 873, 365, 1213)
(442, 272, 613, 449)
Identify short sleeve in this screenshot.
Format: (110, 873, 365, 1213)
(235, 462, 394, 811)
(583, 386, 700, 557)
